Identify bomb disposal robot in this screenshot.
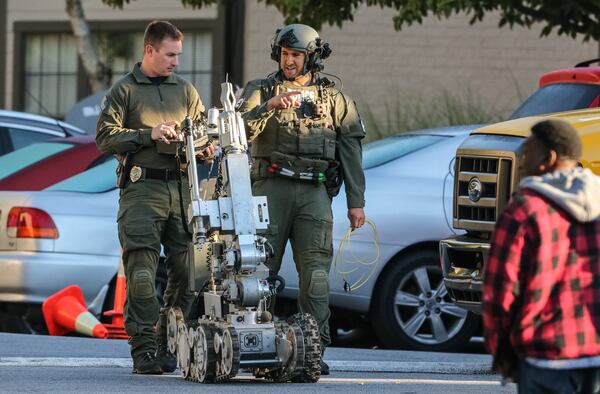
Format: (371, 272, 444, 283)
(166, 82, 322, 383)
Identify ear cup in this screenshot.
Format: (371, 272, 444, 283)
(306, 40, 331, 73)
(270, 28, 282, 62)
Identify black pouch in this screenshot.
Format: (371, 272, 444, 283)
(270, 151, 328, 173)
(324, 161, 343, 198)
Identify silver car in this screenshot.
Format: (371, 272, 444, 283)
(0, 110, 86, 156)
(0, 126, 478, 351)
(278, 125, 479, 351)
(0, 161, 120, 332)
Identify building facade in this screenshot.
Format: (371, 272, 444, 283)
(0, 0, 597, 136)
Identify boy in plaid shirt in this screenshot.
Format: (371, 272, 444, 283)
(483, 119, 600, 393)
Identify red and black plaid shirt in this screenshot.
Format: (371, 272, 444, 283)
(483, 189, 600, 360)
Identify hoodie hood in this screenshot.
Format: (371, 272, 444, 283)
(520, 167, 600, 222)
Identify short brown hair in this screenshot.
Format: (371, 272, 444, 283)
(143, 20, 183, 49)
(531, 119, 582, 160)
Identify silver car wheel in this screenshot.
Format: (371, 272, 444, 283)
(394, 265, 468, 345)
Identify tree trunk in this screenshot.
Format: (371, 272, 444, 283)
(65, 0, 110, 92)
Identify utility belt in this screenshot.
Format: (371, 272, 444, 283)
(116, 161, 185, 188)
(252, 152, 343, 198)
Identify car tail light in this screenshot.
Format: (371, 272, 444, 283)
(6, 207, 59, 239)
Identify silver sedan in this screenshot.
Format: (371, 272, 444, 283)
(278, 125, 480, 351)
(0, 126, 478, 351)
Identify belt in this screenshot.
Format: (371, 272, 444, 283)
(132, 166, 184, 182)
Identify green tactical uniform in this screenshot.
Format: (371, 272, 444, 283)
(239, 72, 366, 348)
(96, 63, 205, 360)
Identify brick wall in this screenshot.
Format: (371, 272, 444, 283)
(244, 1, 598, 136)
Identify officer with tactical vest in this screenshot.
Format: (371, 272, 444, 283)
(238, 24, 366, 375)
(96, 20, 214, 375)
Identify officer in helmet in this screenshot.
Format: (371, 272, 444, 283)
(238, 24, 366, 375)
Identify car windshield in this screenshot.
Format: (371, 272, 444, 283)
(46, 159, 118, 193)
(510, 83, 600, 119)
(0, 142, 72, 179)
(363, 134, 446, 169)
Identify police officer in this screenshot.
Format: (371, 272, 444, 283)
(239, 24, 366, 375)
(96, 20, 213, 375)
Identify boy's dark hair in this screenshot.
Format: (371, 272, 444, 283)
(531, 119, 582, 160)
(144, 20, 183, 49)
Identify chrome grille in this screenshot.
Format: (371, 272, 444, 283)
(459, 157, 498, 174)
(454, 155, 513, 232)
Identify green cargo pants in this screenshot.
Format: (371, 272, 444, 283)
(117, 177, 194, 359)
(252, 175, 334, 349)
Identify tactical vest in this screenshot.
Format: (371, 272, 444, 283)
(251, 80, 337, 161)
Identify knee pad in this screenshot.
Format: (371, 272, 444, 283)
(308, 270, 329, 300)
(131, 268, 155, 301)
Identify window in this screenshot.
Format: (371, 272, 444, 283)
(7, 127, 58, 150)
(97, 31, 213, 106)
(22, 29, 214, 118)
(510, 83, 600, 119)
(24, 34, 78, 118)
(180, 32, 213, 107)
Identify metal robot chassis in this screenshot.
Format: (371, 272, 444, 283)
(166, 81, 322, 383)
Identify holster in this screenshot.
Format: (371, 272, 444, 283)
(116, 152, 132, 189)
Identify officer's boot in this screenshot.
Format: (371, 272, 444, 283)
(156, 309, 177, 373)
(132, 352, 163, 375)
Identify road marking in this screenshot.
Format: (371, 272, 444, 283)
(320, 377, 506, 385)
(0, 357, 132, 368)
(0, 357, 492, 375)
(329, 360, 492, 374)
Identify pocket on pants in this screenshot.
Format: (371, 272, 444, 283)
(120, 219, 157, 252)
(308, 269, 329, 300)
(311, 218, 333, 252)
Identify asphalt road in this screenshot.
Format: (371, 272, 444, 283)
(0, 333, 516, 393)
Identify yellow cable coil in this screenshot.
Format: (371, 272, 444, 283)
(333, 218, 380, 292)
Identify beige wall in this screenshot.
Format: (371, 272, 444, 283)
(244, 1, 598, 134)
(4, 0, 217, 108)
(5, 0, 598, 130)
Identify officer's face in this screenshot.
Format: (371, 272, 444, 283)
(145, 37, 182, 77)
(280, 47, 306, 80)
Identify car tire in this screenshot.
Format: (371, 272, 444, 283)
(370, 249, 479, 352)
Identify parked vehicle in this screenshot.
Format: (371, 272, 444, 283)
(0, 160, 120, 333)
(0, 136, 107, 191)
(0, 126, 478, 352)
(508, 59, 600, 119)
(278, 125, 480, 351)
(0, 110, 85, 156)
(440, 108, 600, 314)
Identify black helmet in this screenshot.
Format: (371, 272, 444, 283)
(270, 24, 332, 76)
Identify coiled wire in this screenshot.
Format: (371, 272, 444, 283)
(332, 218, 380, 292)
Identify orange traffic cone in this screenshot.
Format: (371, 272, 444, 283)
(102, 254, 129, 339)
(43, 285, 108, 339)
